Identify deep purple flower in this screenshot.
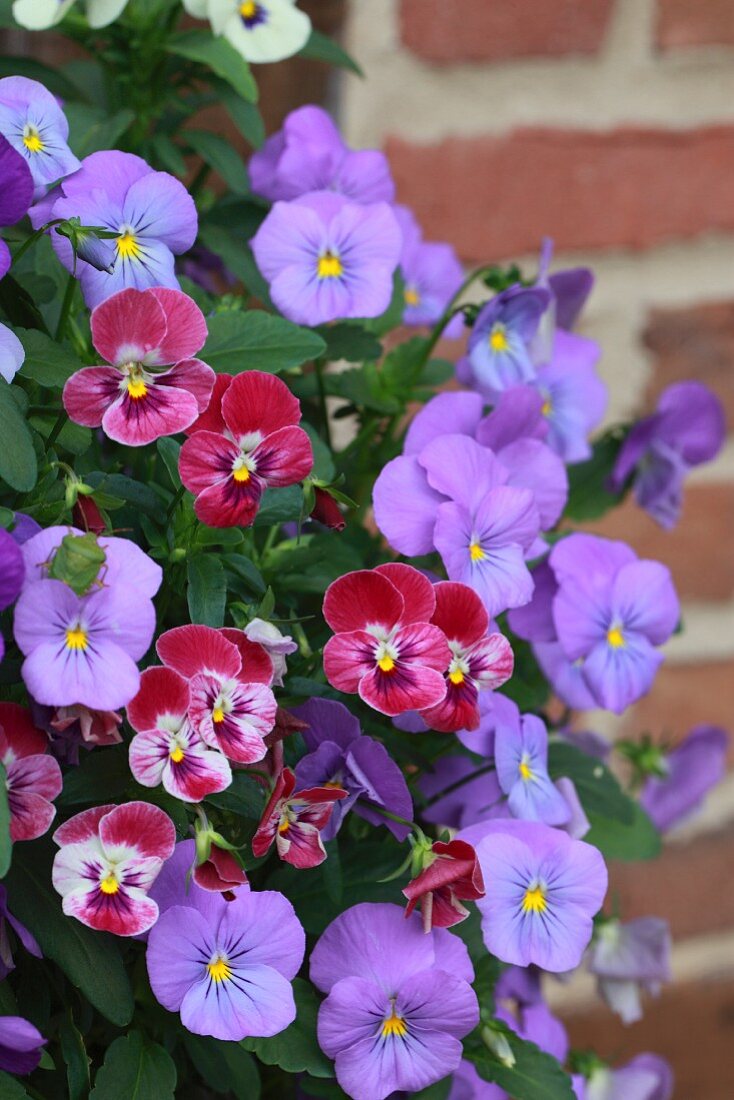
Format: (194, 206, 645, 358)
(495, 712, 571, 826)
(0, 529, 24, 665)
(586, 1054, 673, 1100)
(251, 190, 402, 325)
(587, 917, 671, 1024)
(249, 105, 395, 204)
(292, 698, 412, 841)
(311, 902, 478, 1100)
(8, 513, 41, 545)
(462, 285, 550, 395)
(611, 382, 725, 529)
(0, 1015, 46, 1076)
(0, 76, 79, 196)
(395, 205, 464, 335)
(0, 133, 34, 280)
(640, 725, 728, 832)
(0, 884, 41, 981)
(34, 150, 197, 308)
(533, 331, 607, 464)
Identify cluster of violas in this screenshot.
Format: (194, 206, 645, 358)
(0, 67, 730, 1100)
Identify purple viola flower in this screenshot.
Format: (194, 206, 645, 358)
(449, 1060, 507, 1099)
(292, 698, 412, 841)
(586, 1054, 673, 1100)
(587, 916, 671, 1024)
(33, 150, 197, 308)
(533, 331, 608, 464)
(244, 617, 297, 687)
(495, 712, 571, 826)
(0, 529, 24, 665)
(251, 190, 402, 326)
(0, 133, 34, 280)
(420, 751, 505, 831)
(0, 76, 79, 196)
(0, 883, 41, 981)
(531, 237, 594, 360)
(310, 902, 478, 1100)
(462, 285, 550, 395)
(640, 725, 728, 832)
(249, 105, 395, 204)
(460, 819, 608, 972)
(611, 382, 725, 529)
(8, 513, 41, 545)
(555, 776, 591, 839)
(0, 1015, 46, 1076)
(395, 205, 464, 335)
(0, 322, 24, 384)
(493, 961, 569, 1063)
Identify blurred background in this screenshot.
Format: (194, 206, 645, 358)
(3, 1, 734, 1095)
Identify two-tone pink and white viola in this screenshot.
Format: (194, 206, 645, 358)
(419, 582, 514, 733)
(322, 564, 451, 717)
(178, 370, 313, 528)
(156, 624, 277, 764)
(252, 767, 348, 870)
(51, 802, 175, 936)
(0, 703, 62, 842)
(62, 287, 216, 446)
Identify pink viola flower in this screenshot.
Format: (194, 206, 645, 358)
(127, 666, 232, 804)
(0, 703, 62, 843)
(179, 370, 313, 528)
(252, 767, 348, 869)
(193, 841, 248, 896)
(62, 287, 216, 447)
(51, 802, 176, 937)
(323, 564, 451, 717)
(403, 839, 485, 933)
(419, 582, 514, 733)
(157, 624, 277, 764)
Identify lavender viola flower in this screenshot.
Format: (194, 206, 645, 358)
(0, 884, 41, 981)
(0, 133, 34, 280)
(585, 1054, 673, 1100)
(449, 1060, 507, 1099)
(0, 76, 79, 196)
(0, 323, 25, 384)
(611, 382, 726, 529)
(495, 712, 571, 826)
(8, 512, 41, 545)
(395, 205, 464, 335)
(587, 917, 671, 1024)
(244, 617, 297, 687)
(0, 1015, 46, 1076)
(33, 150, 197, 308)
(640, 725, 728, 832)
(292, 698, 412, 841)
(310, 902, 479, 1100)
(533, 331, 608, 464)
(249, 104, 395, 204)
(251, 191, 402, 326)
(461, 285, 550, 395)
(0, 529, 24, 663)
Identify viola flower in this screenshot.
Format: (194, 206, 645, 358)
(0, 884, 42, 981)
(252, 767, 348, 869)
(7, 512, 41, 546)
(0, 529, 24, 663)
(0, 702, 62, 842)
(0, 133, 34, 280)
(585, 1054, 673, 1100)
(640, 725, 728, 832)
(533, 330, 607, 464)
(419, 750, 505, 832)
(127, 667, 232, 804)
(293, 698, 413, 841)
(419, 581, 514, 733)
(146, 881, 305, 1041)
(184, 0, 311, 65)
(0, 1016, 46, 1076)
(495, 711, 571, 826)
(322, 565, 450, 717)
(244, 617, 297, 687)
(34, 149, 197, 308)
(12, 0, 129, 30)
(148, 839, 247, 922)
(611, 382, 726, 529)
(403, 839, 485, 933)
(251, 191, 403, 325)
(448, 1061, 508, 1099)
(249, 104, 395, 204)
(31, 701, 122, 767)
(0, 322, 25, 384)
(157, 624, 277, 764)
(179, 370, 313, 528)
(587, 917, 671, 1024)
(52, 802, 176, 936)
(193, 841, 248, 895)
(0, 76, 79, 195)
(462, 284, 550, 395)
(461, 819, 608, 972)
(310, 902, 478, 1100)
(63, 287, 215, 447)
(395, 205, 464, 334)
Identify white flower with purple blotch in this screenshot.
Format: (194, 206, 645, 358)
(13, 0, 129, 30)
(183, 0, 311, 64)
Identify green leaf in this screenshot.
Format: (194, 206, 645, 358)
(548, 741, 634, 825)
(84, 472, 162, 517)
(362, 270, 406, 336)
(65, 105, 135, 158)
(0, 1071, 29, 1097)
(299, 30, 364, 76)
(585, 803, 662, 861)
(205, 771, 264, 819)
(0, 381, 37, 492)
(0, 761, 11, 878)
(166, 30, 258, 103)
(565, 434, 625, 521)
(465, 1030, 575, 1100)
(59, 1012, 91, 1100)
(0, 56, 81, 99)
(197, 222, 271, 305)
(316, 323, 383, 363)
(183, 1034, 260, 1099)
(0, 273, 48, 332)
(498, 637, 549, 712)
(32, 415, 91, 457)
(152, 134, 188, 177)
(17, 328, 82, 388)
(5, 838, 134, 1026)
(188, 554, 227, 627)
(58, 746, 131, 808)
(186, 130, 250, 195)
(90, 1032, 176, 1099)
(215, 82, 265, 148)
(242, 978, 333, 1078)
(156, 436, 181, 490)
(254, 485, 304, 527)
(221, 553, 266, 596)
(202, 310, 326, 374)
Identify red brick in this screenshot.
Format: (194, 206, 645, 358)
(644, 301, 734, 427)
(386, 127, 734, 259)
(399, 0, 614, 64)
(582, 486, 734, 603)
(619, 661, 734, 753)
(657, 0, 734, 50)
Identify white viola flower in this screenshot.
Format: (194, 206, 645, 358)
(196, 0, 312, 64)
(13, 0, 129, 30)
(0, 322, 24, 384)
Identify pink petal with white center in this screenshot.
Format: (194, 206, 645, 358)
(99, 801, 176, 863)
(155, 358, 216, 412)
(52, 835, 105, 898)
(54, 805, 114, 847)
(189, 675, 276, 764)
(129, 727, 232, 803)
(62, 882, 160, 937)
(374, 563, 436, 624)
(323, 631, 376, 693)
(148, 287, 208, 364)
(179, 430, 241, 495)
(221, 369, 302, 440)
(220, 629, 273, 685)
(251, 425, 313, 486)
(359, 662, 448, 717)
(185, 373, 232, 435)
(63, 366, 122, 427)
(431, 582, 489, 650)
(126, 665, 189, 734)
(276, 820, 328, 869)
(8, 777, 59, 842)
(398, 622, 453, 673)
(101, 382, 200, 446)
(0, 702, 48, 759)
(470, 632, 515, 690)
(420, 677, 481, 733)
(91, 287, 168, 366)
(157, 624, 242, 681)
(323, 569, 404, 634)
(192, 476, 264, 529)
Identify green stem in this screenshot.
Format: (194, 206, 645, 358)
(313, 357, 333, 452)
(419, 262, 499, 366)
(46, 410, 68, 452)
(55, 273, 78, 342)
(11, 220, 63, 266)
(166, 483, 186, 523)
(189, 162, 212, 201)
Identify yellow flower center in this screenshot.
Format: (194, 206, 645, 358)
(378, 655, 395, 673)
(170, 745, 185, 764)
(607, 626, 625, 649)
(381, 1010, 408, 1039)
(489, 324, 509, 352)
(22, 125, 45, 154)
(317, 251, 343, 279)
(126, 378, 147, 399)
(233, 466, 250, 483)
(519, 759, 533, 781)
(278, 817, 291, 834)
(469, 541, 485, 562)
(207, 956, 232, 983)
(99, 872, 119, 895)
(65, 627, 88, 651)
(117, 231, 141, 260)
(212, 706, 225, 723)
(522, 885, 547, 914)
(240, 0, 257, 15)
(541, 397, 553, 417)
(404, 286, 420, 306)
(449, 668, 465, 685)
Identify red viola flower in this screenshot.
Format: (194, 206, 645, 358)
(72, 495, 106, 534)
(156, 624, 276, 764)
(0, 703, 62, 842)
(193, 842, 248, 895)
(403, 839, 485, 933)
(252, 767, 347, 869)
(419, 581, 514, 732)
(63, 287, 216, 446)
(311, 487, 346, 531)
(322, 563, 450, 717)
(178, 370, 313, 528)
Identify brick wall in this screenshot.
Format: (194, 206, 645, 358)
(341, 1, 734, 1093)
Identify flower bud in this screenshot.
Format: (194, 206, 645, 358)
(47, 533, 105, 596)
